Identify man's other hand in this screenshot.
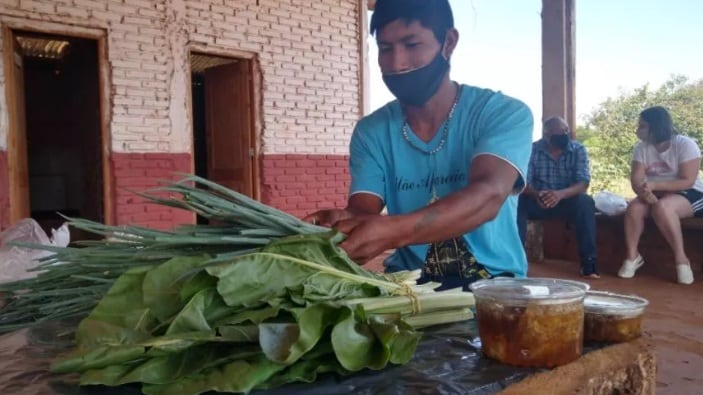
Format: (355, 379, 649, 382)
(334, 215, 401, 264)
(303, 209, 355, 227)
(538, 190, 563, 208)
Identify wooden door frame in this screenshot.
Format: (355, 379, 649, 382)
(0, 18, 114, 225)
(186, 45, 262, 200)
(3, 25, 29, 223)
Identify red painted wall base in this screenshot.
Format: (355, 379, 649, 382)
(111, 152, 194, 230)
(260, 154, 350, 219)
(0, 152, 351, 232)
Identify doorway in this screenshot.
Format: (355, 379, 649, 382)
(189, 52, 258, 206)
(4, 30, 105, 236)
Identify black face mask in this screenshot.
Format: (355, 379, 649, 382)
(382, 50, 450, 107)
(549, 134, 570, 150)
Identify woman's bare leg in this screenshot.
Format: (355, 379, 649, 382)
(650, 194, 694, 264)
(624, 198, 650, 260)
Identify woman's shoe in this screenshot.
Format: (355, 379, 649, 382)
(618, 255, 644, 278)
(676, 263, 694, 285)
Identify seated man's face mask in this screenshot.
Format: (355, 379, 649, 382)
(382, 48, 450, 107)
(549, 133, 570, 149)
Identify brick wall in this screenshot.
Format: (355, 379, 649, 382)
(261, 154, 350, 218)
(112, 152, 194, 230)
(0, 0, 361, 154)
(0, 0, 363, 229)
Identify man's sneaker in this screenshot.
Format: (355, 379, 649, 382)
(580, 270, 601, 279)
(580, 258, 600, 278)
(676, 263, 694, 285)
(618, 255, 644, 278)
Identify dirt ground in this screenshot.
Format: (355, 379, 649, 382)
(366, 256, 702, 394)
(530, 259, 703, 395)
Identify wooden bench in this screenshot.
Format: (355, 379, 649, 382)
(531, 216, 703, 281)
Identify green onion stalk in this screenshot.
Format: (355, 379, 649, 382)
(0, 175, 328, 333)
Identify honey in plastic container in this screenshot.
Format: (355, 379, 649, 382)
(470, 278, 587, 368)
(583, 291, 648, 343)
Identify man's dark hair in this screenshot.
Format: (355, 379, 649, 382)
(640, 106, 676, 144)
(370, 0, 454, 43)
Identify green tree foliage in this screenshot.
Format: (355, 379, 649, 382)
(579, 75, 703, 193)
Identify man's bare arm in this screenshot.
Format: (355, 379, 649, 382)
(395, 154, 520, 245)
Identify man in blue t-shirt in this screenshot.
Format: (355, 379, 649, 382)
(517, 116, 600, 278)
(305, 0, 533, 290)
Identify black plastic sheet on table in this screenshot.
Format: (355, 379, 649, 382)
(0, 320, 541, 395)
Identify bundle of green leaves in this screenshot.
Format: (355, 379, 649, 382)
(51, 233, 474, 394)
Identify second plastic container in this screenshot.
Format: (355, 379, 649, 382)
(583, 291, 649, 343)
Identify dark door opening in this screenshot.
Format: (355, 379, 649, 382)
(190, 53, 257, 223)
(16, 32, 103, 237)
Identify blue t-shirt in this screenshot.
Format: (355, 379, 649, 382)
(349, 84, 533, 277)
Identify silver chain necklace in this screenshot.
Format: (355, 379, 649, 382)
(401, 85, 463, 155)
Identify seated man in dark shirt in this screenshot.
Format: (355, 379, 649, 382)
(517, 116, 599, 278)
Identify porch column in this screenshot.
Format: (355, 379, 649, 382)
(542, 0, 575, 136)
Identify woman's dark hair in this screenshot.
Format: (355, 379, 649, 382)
(370, 0, 454, 43)
(640, 106, 676, 144)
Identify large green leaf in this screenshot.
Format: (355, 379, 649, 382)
(261, 232, 382, 280)
(179, 271, 218, 301)
(142, 331, 220, 355)
(79, 343, 262, 388)
(142, 255, 210, 322)
(205, 254, 312, 309)
(254, 355, 350, 390)
(302, 272, 381, 301)
(81, 347, 206, 386)
(205, 232, 393, 309)
(331, 306, 386, 371)
(74, 267, 155, 349)
(329, 307, 420, 371)
(217, 325, 259, 343)
(214, 305, 281, 326)
(51, 345, 146, 373)
(165, 288, 229, 335)
(370, 315, 421, 365)
(259, 303, 344, 365)
(141, 356, 286, 395)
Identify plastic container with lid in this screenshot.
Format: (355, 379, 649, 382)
(583, 291, 649, 343)
(469, 278, 587, 368)
(528, 277, 591, 292)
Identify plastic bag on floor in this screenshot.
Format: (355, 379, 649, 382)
(594, 191, 628, 216)
(0, 218, 70, 283)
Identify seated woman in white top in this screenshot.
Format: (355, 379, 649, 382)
(618, 106, 703, 285)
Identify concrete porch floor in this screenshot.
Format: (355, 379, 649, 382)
(530, 259, 703, 395)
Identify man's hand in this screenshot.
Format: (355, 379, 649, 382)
(538, 190, 563, 208)
(304, 193, 384, 227)
(334, 215, 403, 263)
(303, 209, 355, 227)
